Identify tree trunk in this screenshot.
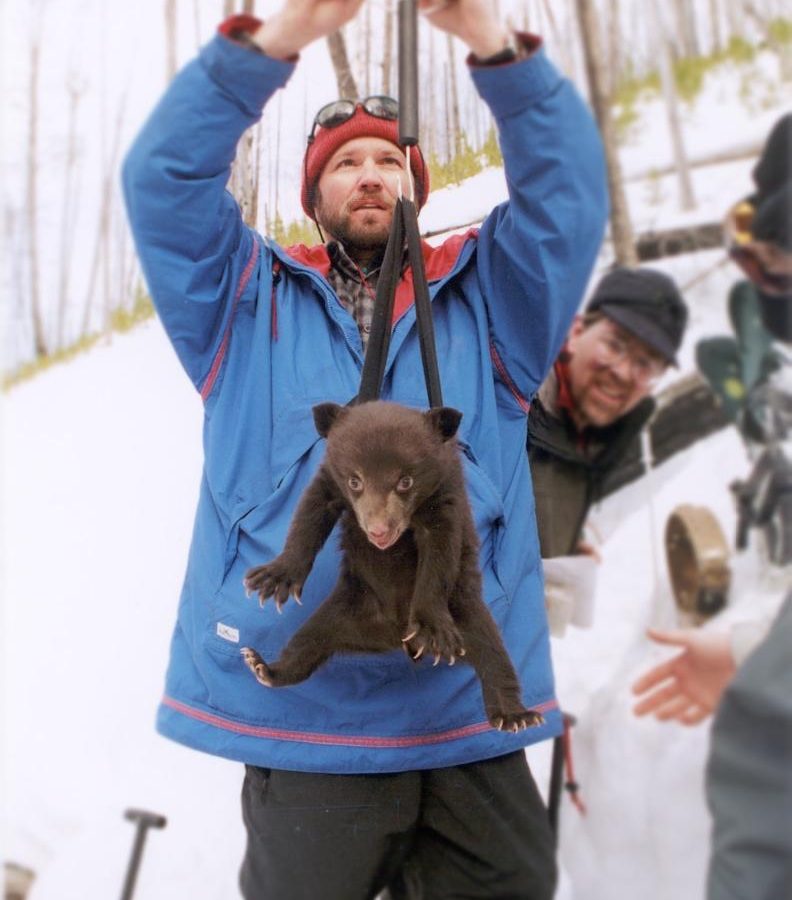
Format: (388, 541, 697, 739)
(673, 0, 700, 58)
(27, 37, 47, 357)
(575, 0, 637, 265)
(165, 0, 177, 82)
(634, 222, 724, 261)
(446, 34, 462, 155)
(327, 29, 359, 100)
(57, 75, 84, 349)
(541, 0, 575, 80)
(443, 61, 451, 162)
(193, 0, 202, 51)
(222, 1, 260, 229)
(724, 0, 743, 43)
(382, 0, 394, 97)
(652, 3, 696, 211)
(606, 0, 623, 97)
(708, 0, 723, 53)
(425, 26, 437, 159)
(82, 92, 129, 334)
(363, 1, 371, 97)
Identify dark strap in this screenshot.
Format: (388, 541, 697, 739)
(357, 1, 441, 408)
(356, 200, 404, 404)
(356, 197, 443, 408)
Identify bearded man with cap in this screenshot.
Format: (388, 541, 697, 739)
(528, 266, 688, 565)
(122, 1, 607, 897)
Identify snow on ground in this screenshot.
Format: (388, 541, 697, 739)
(3, 51, 791, 899)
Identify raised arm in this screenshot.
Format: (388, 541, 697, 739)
(122, 2, 364, 389)
(473, 52, 608, 399)
(422, 0, 608, 404)
(121, 32, 291, 388)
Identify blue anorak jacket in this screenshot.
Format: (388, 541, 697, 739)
(122, 27, 607, 773)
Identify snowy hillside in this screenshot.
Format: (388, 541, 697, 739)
(3, 52, 791, 899)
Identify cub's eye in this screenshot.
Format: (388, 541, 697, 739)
(396, 475, 414, 493)
(348, 475, 364, 492)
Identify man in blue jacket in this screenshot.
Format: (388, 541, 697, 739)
(123, 1, 607, 897)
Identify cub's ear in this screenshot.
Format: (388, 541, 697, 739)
(313, 403, 347, 438)
(424, 407, 463, 442)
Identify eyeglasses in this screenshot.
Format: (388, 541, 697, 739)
(594, 332, 666, 387)
(307, 95, 400, 145)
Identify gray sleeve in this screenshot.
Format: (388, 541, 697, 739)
(706, 592, 792, 900)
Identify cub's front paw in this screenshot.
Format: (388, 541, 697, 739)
(402, 617, 466, 666)
(241, 647, 274, 687)
(244, 556, 306, 612)
(489, 707, 545, 733)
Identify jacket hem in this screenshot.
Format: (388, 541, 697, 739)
(156, 694, 563, 773)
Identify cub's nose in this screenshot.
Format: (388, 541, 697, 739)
(367, 525, 390, 543)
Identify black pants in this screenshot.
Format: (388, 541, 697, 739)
(239, 751, 556, 900)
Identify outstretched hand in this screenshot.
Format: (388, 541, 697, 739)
(419, 0, 510, 59)
(253, 0, 366, 59)
(255, 1, 512, 64)
(631, 627, 737, 725)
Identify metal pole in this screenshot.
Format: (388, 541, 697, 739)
(397, 0, 419, 146)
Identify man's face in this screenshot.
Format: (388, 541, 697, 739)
(565, 316, 667, 429)
(314, 137, 411, 253)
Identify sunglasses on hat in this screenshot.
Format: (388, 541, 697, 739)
(307, 95, 400, 144)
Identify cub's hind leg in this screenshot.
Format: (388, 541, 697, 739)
(452, 593, 544, 732)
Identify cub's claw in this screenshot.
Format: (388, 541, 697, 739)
(244, 558, 305, 611)
(241, 647, 273, 687)
(489, 709, 545, 732)
(402, 619, 464, 667)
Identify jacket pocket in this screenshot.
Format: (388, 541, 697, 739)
(458, 441, 510, 606)
(209, 405, 327, 661)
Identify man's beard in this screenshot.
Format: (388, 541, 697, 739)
(316, 198, 393, 256)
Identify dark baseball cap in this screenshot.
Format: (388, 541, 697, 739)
(585, 267, 689, 365)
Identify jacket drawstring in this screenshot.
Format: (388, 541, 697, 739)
(271, 261, 281, 341)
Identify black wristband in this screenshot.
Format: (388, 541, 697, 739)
(472, 45, 518, 66)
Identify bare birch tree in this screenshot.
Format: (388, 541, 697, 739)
(363, 1, 372, 97)
(26, 34, 47, 357)
(382, 0, 394, 97)
(81, 90, 130, 334)
(541, 0, 575, 81)
(651, 3, 696, 211)
(708, 0, 724, 54)
(224, 0, 261, 228)
(56, 73, 85, 349)
(165, 0, 178, 82)
(446, 34, 462, 155)
(327, 28, 360, 100)
(672, 0, 700, 58)
(575, 0, 637, 265)
(606, 0, 623, 97)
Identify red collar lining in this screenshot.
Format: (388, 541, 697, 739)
(283, 230, 477, 323)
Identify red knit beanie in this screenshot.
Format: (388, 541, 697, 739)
(300, 105, 430, 220)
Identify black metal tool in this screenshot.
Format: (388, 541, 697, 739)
(120, 808, 167, 900)
(397, 0, 419, 147)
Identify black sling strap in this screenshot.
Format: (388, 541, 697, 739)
(355, 0, 442, 410)
(356, 195, 443, 408)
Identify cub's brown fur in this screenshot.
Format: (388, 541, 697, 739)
(242, 400, 542, 732)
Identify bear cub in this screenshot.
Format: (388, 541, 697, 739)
(241, 400, 543, 733)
